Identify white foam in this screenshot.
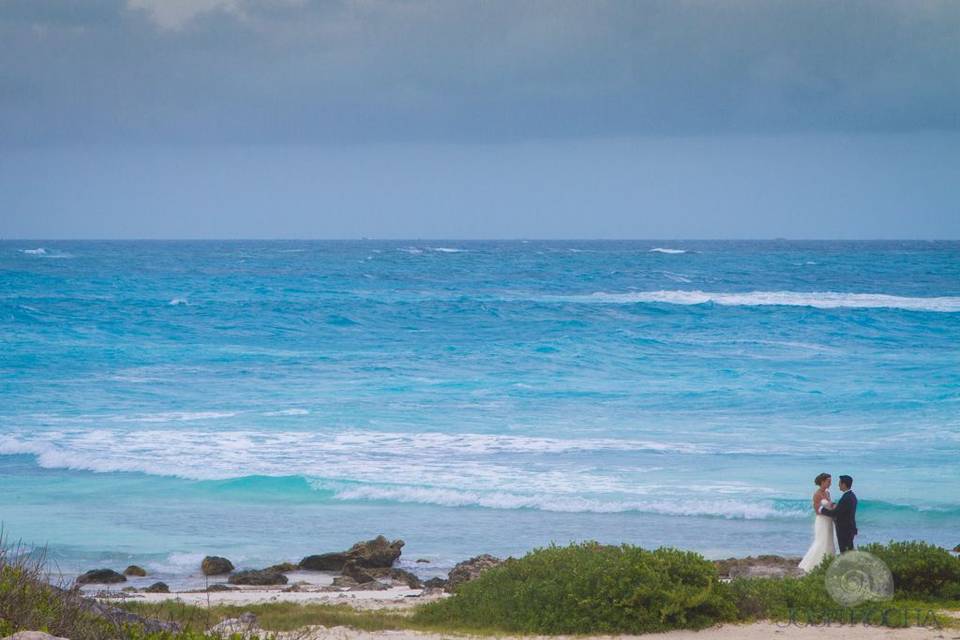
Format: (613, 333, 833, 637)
(649, 247, 687, 254)
(322, 483, 802, 519)
(18, 247, 72, 258)
(0, 428, 697, 495)
(168, 298, 189, 306)
(262, 408, 310, 416)
(554, 290, 960, 312)
(430, 247, 466, 253)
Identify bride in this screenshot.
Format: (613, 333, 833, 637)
(798, 472, 837, 572)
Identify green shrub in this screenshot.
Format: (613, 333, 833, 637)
(861, 541, 960, 600)
(413, 542, 737, 634)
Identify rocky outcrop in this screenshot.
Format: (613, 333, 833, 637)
(341, 561, 375, 583)
(366, 567, 422, 589)
(714, 555, 804, 579)
(300, 535, 405, 572)
(347, 535, 405, 568)
(264, 562, 298, 573)
(446, 554, 503, 592)
(299, 552, 351, 571)
(143, 582, 169, 593)
(331, 575, 361, 589)
(423, 577, 448, 590)
(953, 544, 960, 553)
(206, 583, 237, 592)
(227, 569, 289, 586)
(76, 569, 127, 585)
(123, 565, 147, 577)
(201, 556, 235, 576)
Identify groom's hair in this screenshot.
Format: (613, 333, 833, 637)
(839, 475, 853, 488)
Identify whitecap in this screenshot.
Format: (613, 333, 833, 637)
(319, 482, 804, 519)
(262, 408, 310, 416)
(548, 290, 960, 312)
(168, 298, 189, 306)
(430, 247, 466, 253)
(649, 247, 687, 254)
(20, 248, 47, 255)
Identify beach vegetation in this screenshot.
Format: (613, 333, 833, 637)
(412, 542, 737, 634)
(860, 540, 960, 600)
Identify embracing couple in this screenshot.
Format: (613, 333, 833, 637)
(798, 473, 858, 573)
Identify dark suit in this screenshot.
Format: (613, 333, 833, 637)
(821, 490, 858, 552)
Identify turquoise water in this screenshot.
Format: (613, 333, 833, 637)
(1, 240, 958, 582)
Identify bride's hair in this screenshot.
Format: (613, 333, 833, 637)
(814, 472, 831, 486)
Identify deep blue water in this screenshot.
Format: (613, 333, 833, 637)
(1, 240, 958, 583)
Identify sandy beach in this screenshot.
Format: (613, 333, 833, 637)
(94, 585, 953, 640)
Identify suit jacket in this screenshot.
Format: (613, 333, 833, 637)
(821, 490, 857, 536)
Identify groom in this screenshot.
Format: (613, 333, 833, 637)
(820, 474, 858, 552)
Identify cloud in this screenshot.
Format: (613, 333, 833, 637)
(127, 0, 242, 29)
(1, 0, 958, 145)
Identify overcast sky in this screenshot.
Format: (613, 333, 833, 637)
(1, 0, 958, 239)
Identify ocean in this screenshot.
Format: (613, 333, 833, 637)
(1, 240, 958, 585)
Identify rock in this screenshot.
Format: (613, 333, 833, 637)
(366, 567, 422, 588)
(123, 565, 147, 577)
(143, 582, 169, 593)
(77, 569, 127, 585)
(264, 562, 298, 573)
(2, 632, 70, 640)
(446, 554, 502, 592)
(299, 552, 351, 571)
(206, 583, 237, 592)
(346, 535, 405, 568)
(953, 544, 960, 553)
(300, 535, 404, 572)
(341, 560, 375, 583)
(210, 612, 258, 637)
(714, 555, 804, 579)
(331, 575, 360, 588)
(201, 556, 234, 576)
(423, 577, 448, 590)
(415, 558, 430, 563)
(228, 569, 288, 586)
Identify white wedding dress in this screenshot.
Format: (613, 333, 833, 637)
(798, 498, 837, 572)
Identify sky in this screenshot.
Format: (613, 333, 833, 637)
(1, 0, 958, 239)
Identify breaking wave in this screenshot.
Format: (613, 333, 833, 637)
(554, 290, 960, 312)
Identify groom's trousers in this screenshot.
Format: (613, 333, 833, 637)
(837, 531, 855, 553)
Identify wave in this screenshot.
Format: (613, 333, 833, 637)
(168, 298, 189, 306)
(554, 290, 960, 312)
(18, 247, 73, 258)
(2, 430, 956, 520)
(649, 247, 687, 254)
(314, 480, 805, 519)
(262, 408, 311, 416)
(430, 247, 466, 253)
